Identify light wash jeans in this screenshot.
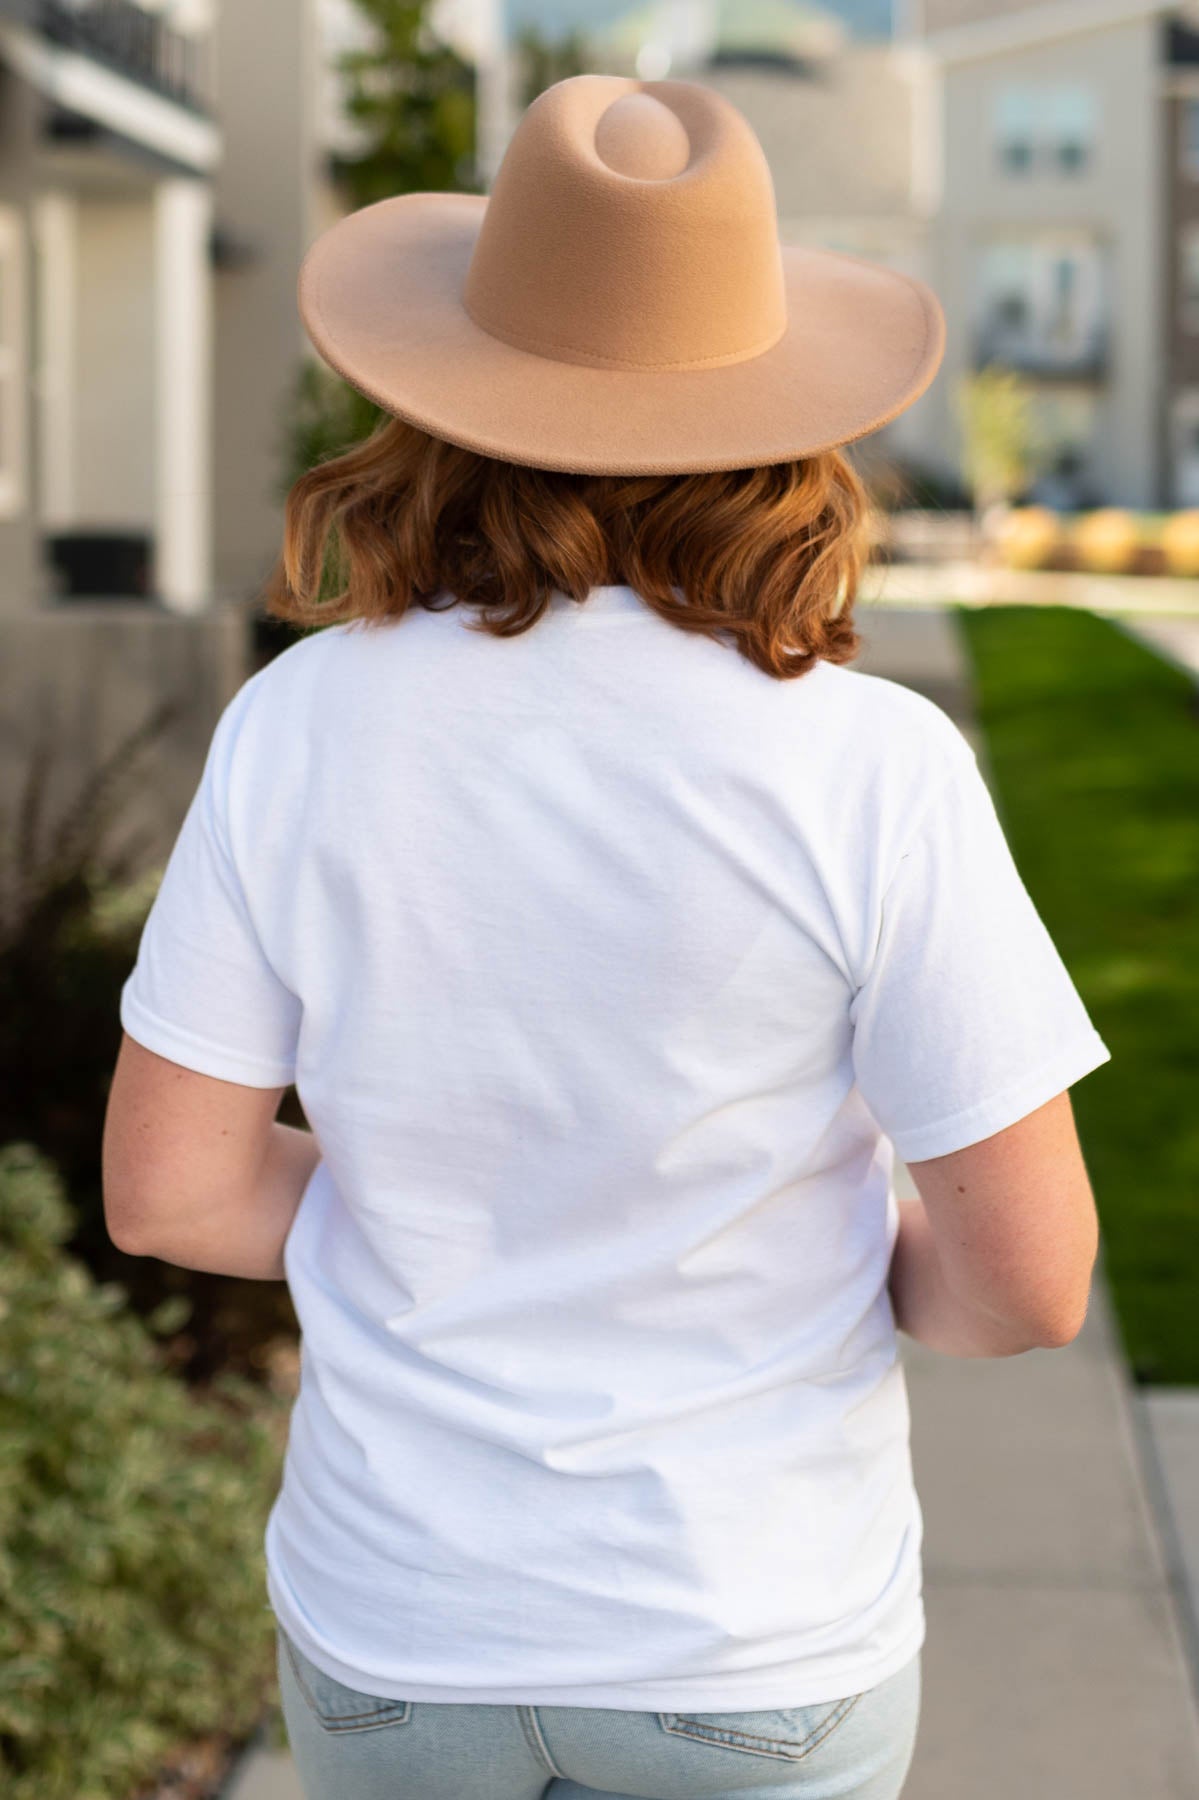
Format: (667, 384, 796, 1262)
(275, 1620, 922, 1800)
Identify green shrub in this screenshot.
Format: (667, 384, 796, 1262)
(0, 1143, 289, 1800)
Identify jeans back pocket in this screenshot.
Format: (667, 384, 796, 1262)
(658, 1692, 865, 1764)
(277, 1625, 414, 1734)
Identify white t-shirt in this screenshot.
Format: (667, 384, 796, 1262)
(120, 584, 1111, 1710)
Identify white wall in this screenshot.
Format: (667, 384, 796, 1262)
(316, 0, 377, 156)
(74, 196, 156, 529)
(212, 0, 329, 599)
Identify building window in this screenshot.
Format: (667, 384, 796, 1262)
(977, 234, 1106, 374)
(994, 83, 1098, 176)
(0, 209, 26, 519)
(1181, 228, 1199, 331)
(1182, 100, 1199, 180)
(1048, 86, 1096, 174)
(995, 87, 1036, 174)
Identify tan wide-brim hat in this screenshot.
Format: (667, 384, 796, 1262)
(298, 73, 945, 475)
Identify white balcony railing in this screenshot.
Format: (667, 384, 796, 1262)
(975, 322, 1109, 381)
(36, 0, 209, 113)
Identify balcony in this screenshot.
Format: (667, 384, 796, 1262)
(35, 0, 209, 113)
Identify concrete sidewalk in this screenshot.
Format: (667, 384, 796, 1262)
(898, 1176, 1199, 1797)
(1111, 613, 1199, 683)
(225, 602, 1199, 1799)
(860, 558, 1199, 617)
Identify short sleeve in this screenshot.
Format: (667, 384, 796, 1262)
(119, 687, 301, 1088)
(849, 747, 1110, 1162)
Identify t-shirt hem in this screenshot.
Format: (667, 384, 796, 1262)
(264, 1555, 926, 1712)
(886, 1029, 1111, 1164)
(120, 985, 297, 1088)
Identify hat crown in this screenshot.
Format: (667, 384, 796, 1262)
(594, 93, 691, 179)
(462, 76, 788, 373)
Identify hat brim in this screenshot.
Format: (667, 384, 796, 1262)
(298, 192, 945, 476)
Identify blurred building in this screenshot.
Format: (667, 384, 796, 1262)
(0, 0, 251, 874)
(0, 0, 219, 615)
(0, 0, 371, 619)
(902, 0, 1199, 509)
(607, 0, 1199, 508)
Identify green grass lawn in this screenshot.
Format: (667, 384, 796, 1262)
(955, 604, 1199, 1385)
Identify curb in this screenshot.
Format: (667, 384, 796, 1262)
(1107, 614, 1199, 686)
(1131, 1388, 1199, 1718)
(1087, 1246, 1199, 1747)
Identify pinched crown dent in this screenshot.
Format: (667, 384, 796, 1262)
(593, 94, 692, 181)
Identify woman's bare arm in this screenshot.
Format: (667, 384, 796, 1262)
(889, 1091, 1100, 1357)
(889, 1194, 1059, 1357)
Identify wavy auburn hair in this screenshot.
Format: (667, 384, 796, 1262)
(262, 415, 870, 680)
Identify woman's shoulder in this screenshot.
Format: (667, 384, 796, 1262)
(254, 621, 364, 682)
(805, 658, 975, 770)
(206, 624, 370, 783)
(232, 621, 370, 714)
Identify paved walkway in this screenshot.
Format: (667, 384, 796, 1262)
(861, 559, 1199, 617)
(1111, 613, 1199, 682)
(225, 602, 1199, 1799)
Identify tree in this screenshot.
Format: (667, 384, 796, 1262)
(956, 365, 1044, 519)
(279, 6, 594, 517)
(334, 0, 479, 205)
(332, 5, 590, 206)
(514, 25, 589, 110)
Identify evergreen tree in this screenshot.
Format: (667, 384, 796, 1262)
(334, 0, 479, 205)
(278, 5, 594, 508)
(514, 24, 589, 109)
